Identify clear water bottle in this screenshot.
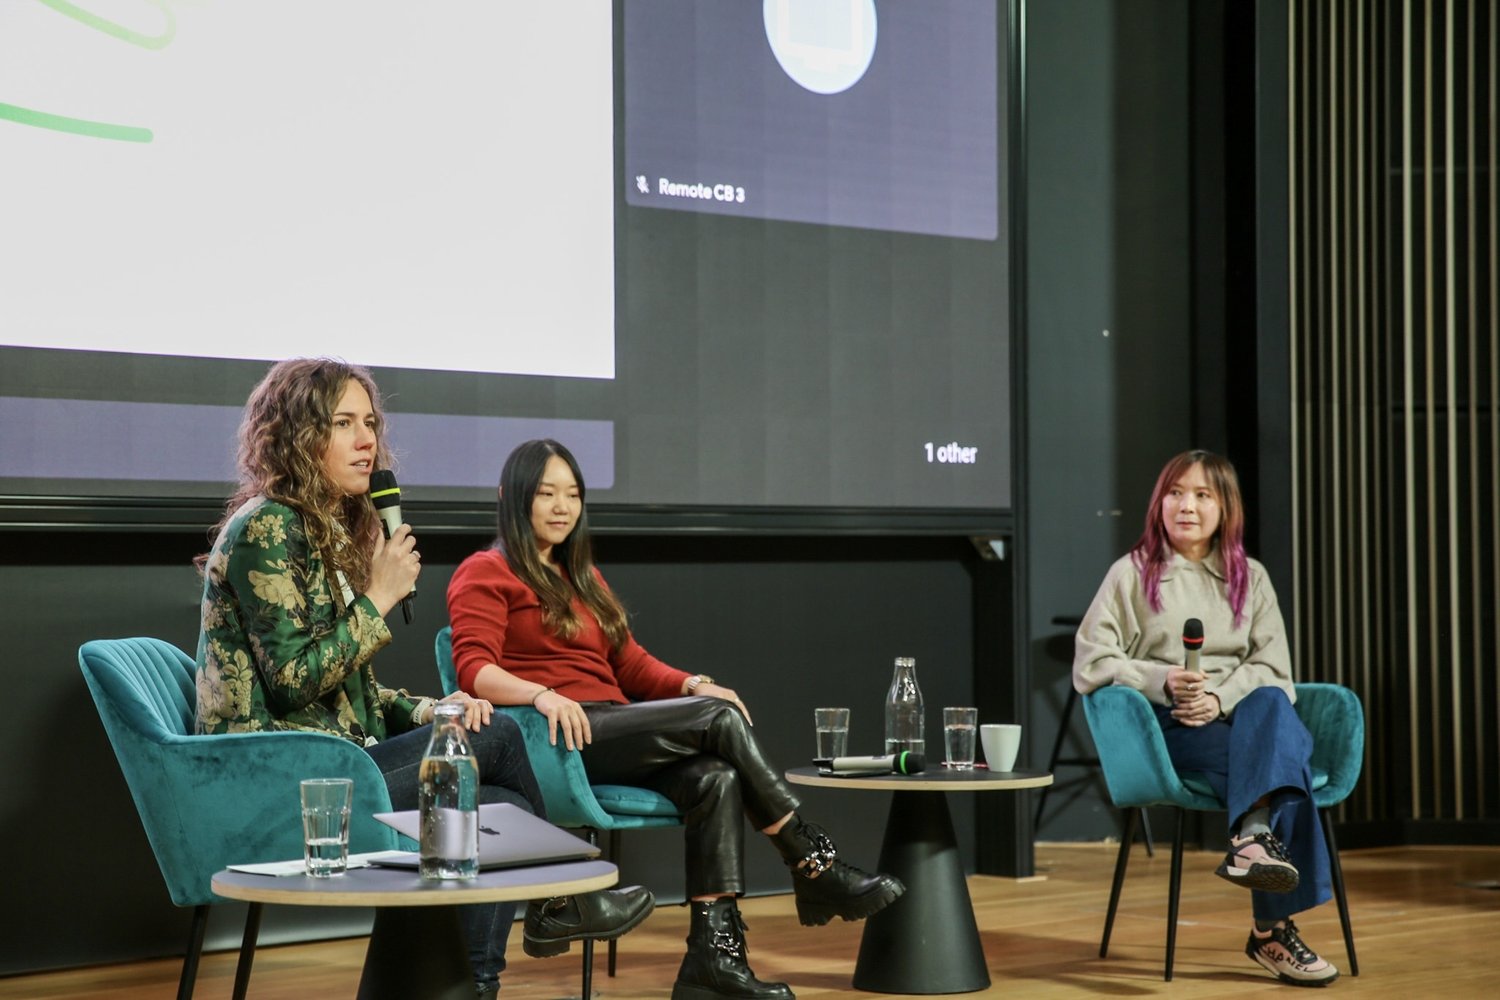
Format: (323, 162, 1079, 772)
(884, 656, 925, 757)
(419, 702, 479, 880)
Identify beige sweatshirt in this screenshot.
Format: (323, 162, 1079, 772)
(1072, 547, 1295, 716)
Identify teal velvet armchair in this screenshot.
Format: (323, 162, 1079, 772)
(1081, 682, 1363, 981)
(80, 637, 398, 1000)
(435, 626, 681, 977)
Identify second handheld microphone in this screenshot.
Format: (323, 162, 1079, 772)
(369, 470, 415, 624)
(1182, 617, 1204, 673)
(817, 752, 926, 776)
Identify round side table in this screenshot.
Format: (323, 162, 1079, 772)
(786, 766, 1051, 994)
(213, 859, 617, 1000)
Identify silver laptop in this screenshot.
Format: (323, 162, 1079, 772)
(370, 802, 601, 870)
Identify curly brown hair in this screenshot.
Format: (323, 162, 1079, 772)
(201, 358, 388, 590)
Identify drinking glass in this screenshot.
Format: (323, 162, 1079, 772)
(942, 707, 978, 768)
(300, 778, 353, 877)
(814, 707, 850, 760)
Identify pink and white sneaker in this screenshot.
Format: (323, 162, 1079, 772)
(1216, 831, 1300, 892)
(1246, 919, 1340, 986)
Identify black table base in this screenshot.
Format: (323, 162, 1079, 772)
(854, 790, 990, 994)
(358, 905, 474, 1000)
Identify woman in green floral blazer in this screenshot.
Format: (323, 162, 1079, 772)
(194, 358, 652, 997)
(197, 494, 428, 741)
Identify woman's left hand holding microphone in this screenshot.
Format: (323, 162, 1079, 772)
(367, 523, 421, 618)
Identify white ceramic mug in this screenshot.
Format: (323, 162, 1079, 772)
(980, 723, 1022, 772)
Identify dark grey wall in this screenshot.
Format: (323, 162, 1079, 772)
(1, 529, 983, 974)
(1022, 0, 1195, 839)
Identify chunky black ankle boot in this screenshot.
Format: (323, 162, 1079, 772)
(769, 816, 905, 927)
(671, 898, 794, 1000)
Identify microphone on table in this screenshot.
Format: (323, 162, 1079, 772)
(1182, 617, 1204, 674)
(369, 469, 415, 624)
(817, 752, 926, 776)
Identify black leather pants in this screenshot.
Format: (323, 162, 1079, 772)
(579, 697, 801, 897)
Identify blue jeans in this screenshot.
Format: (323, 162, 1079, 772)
(366, 713, 545, 989)
(1154, 686, 1332, 922)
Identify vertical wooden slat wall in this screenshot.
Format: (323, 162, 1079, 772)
(1288, 0, 1496, 826)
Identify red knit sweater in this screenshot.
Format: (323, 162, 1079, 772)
(446, 549, 691, 704)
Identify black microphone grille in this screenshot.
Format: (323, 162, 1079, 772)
(369, 469, 401, 508)
(1182, 617, 1204, 649)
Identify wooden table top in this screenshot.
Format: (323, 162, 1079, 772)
(785, 765, 1053, 793)
(212, 858, 617, 908)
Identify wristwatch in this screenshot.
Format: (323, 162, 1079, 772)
(686, 674, 715, 694)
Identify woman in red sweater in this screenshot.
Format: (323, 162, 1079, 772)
(447, 439, 903, 1000)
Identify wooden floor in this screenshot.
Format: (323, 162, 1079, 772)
(7, 842, 1499, 999)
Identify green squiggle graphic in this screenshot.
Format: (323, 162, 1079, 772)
(4, 0, 176, 141)
(0, 102, 153, 142)
(34, 0, 177, 50)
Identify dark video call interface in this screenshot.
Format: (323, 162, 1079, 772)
(624, 0, 1000, 240)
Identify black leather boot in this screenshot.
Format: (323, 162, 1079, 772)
(769, 816, 905, 926)
(671, 898, 794, 1000)
(522, 886, 655, 958)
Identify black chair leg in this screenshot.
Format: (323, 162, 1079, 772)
(580, 938, 595, 999)
(177, 904, 210, 1000)
(1321, 809, 1359, 976)
(1100, 807, 1137, 957)
(582, 828, 600, 996)
(231, 903, 262, 1000)
(1164, 809, 1185, 982)
(607, 829, 621, 977)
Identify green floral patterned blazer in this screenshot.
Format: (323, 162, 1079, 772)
(195, 497, 427, 744)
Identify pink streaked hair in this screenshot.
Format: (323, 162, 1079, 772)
(1129, 449, 1251, 628)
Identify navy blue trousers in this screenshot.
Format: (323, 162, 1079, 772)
(367, 712, 544, 988)
(1153, 687, 1332, 921)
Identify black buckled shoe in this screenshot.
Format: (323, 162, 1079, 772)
(521, 885, 655, 959)
(672, 897, 794, 1000)
(769, 817, 905, 927)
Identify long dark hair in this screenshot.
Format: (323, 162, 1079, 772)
(199, 357, 387, 590)
(1129, 449, 1251, 628)
(495, 439, 629, 648)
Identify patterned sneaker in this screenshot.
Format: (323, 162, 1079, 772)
(1246, 920, 1340, 986)
(1216, 831, 1300, 892)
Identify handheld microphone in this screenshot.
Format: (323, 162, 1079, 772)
(1182, 617, 1204, 674)
(369, 470, 415, 624)
(817, 752, 926, 776)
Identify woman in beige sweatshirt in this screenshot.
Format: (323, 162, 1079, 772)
(1074, 449, 1338, 988)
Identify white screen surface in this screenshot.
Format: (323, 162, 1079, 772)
(0, 0, 615, 379)
(0, 1, 1013, 519)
